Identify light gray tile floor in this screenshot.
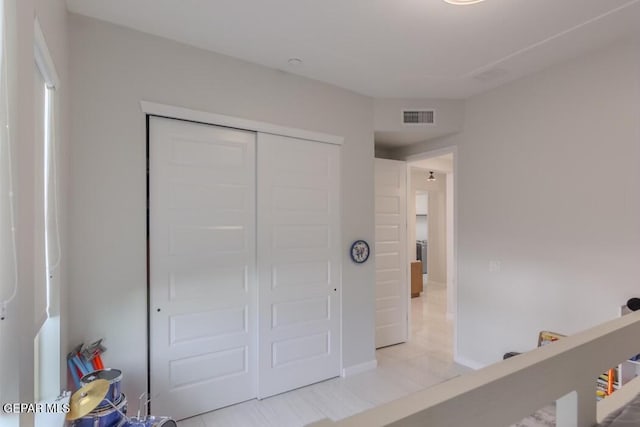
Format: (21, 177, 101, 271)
(179, 281, 468, 427)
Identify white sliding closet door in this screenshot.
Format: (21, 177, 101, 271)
(149, 117, 257, 420)
(257, 133, 341, 398)
(375, 158, 408, 348)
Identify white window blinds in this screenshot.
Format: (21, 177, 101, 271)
(33, 19, 60, 332)
(34, 62, 47, 332)
(44, 82, 60, 316)
(0, 0, 17, 322)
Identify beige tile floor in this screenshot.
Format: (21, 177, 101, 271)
(178, 280, 470, 427)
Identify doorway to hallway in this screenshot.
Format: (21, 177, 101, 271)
(405, 149, 456, 360)
(374, 148, 457, 363)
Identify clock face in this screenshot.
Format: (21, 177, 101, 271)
(350, 240, 370, 264)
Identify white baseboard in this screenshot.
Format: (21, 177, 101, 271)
(341, 359, 378, 377)
(454, 355, 486, 370)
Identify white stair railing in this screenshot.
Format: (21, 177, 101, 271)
(310, 310, 640, 427)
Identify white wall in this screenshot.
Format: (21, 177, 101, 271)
(68, 14, 375, 408)
(415, 193, 428, 241)
(408, 38, 640, 367)
(415, 193, 428, 215)
(0, 0, 69, 424)
(416, 217, 428, 241)
(445, 172, 455, 319)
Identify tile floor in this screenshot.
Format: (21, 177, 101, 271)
(178, 280, 470, 427)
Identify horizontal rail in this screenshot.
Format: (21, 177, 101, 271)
(596, 375, 640, 423)
(310, 310, 640, 427)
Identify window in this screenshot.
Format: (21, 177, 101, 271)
(0, 0, 18, 408)
(34, 51, 47, 333)
(33, 18, 61, 402)
(0, 3, 15, 328)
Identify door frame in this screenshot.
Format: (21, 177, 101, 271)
(141, 101, 343, 146)
(405, 145, 459, 363)
(143, 101, 345, 404)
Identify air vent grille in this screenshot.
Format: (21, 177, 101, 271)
(403, 110, 435, 124)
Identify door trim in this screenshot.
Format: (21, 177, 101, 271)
(140, 101, 344, 146)
(145, 109, 346, 410)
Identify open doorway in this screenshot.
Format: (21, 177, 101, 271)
(374, 148, 467, 385)
(406, 149, 456, 361)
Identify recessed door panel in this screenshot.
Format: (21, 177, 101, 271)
(272, 261, 331, 289)
(150, 117, 256, 420)
(375, 158, 408, 348)
(257, 133, 341, 399)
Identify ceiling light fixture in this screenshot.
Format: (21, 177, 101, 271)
(287, 58, 303, 67)
(444, 0, 485, 5)
(427, 171, 436, 182)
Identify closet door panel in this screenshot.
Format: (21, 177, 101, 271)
(149, 117, 257, 420)
(257, 133, 341, 398)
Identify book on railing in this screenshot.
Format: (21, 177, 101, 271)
(537, 330, 566, 347)
(535, 329, 626, 401)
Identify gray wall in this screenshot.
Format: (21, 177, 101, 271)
(418, 39, 640, 367)
(68, 14, 375, 407)
(1, 0, 70, 425)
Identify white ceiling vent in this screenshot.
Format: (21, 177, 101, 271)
(402, 110, 435, 125)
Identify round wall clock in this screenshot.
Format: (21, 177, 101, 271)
(350, 240, 370, 264)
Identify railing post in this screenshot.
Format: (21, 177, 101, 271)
(556, 381, 597, 427)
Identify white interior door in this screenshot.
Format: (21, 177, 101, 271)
(149, 117, 257, 420)
(375, 158, 408, 348)
(257, 133, 341, 398)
